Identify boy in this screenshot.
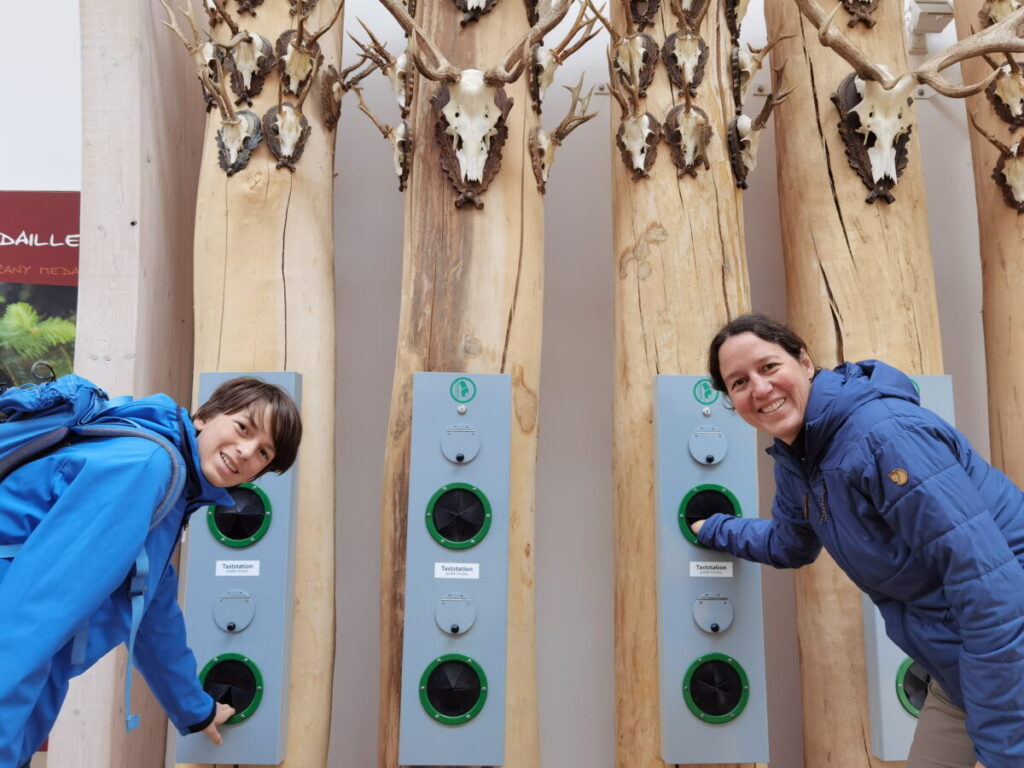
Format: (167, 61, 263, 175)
(0, 377, 302, 767)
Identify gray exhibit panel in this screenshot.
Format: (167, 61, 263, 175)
(176, 371, 301, 765)
(398, 373, 511, 766)
(863, 374, 953, 761)
(654, 375, 769, 764)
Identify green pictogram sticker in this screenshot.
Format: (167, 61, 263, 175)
(450, 377, 477, 403)
(692, 378, 719, 406)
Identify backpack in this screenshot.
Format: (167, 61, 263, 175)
(0, 373, 188, 732)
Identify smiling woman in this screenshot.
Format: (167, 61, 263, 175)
(694, 313, 1024, 768)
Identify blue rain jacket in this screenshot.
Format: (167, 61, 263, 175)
(698, 360, 1024, 768)
(0, 393, 233, 767)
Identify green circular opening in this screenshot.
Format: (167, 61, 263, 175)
(419, 654, 488, 725)
(207, 483, 272, 548)
(199, 652, 265, 724)
(895, 657, 930, 718)
(679, 484, 742, 546)
(683, 653, 751, 724)
(425, 483, 493, 550)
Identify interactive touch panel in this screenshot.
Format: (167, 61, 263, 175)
(654, 375, 769, 764)
(863, 375, 952, 761)
(398, 373, 511, 766)
(175, 372, 301, 765)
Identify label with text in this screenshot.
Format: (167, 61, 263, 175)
(434, 562, 480, 579)
(216, 560, 260, 577)
(690, 561, 734, 578)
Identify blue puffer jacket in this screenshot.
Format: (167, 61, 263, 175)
(0, 393, 233, 767)
(698, 360, 1024, 767)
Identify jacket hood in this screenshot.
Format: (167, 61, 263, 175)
(797, 360, 920, 465)
(102, 394, 234, 509)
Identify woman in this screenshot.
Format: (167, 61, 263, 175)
(693, 314, 1024, 768)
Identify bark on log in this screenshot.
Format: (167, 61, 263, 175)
(376, 3, 546, 767)
(607, 1, 763, 767)
(183, 2, 341, 766)
(765, 0, 943, 764)
(953, 0, 1024, 486)
(49, 1, 204, 765)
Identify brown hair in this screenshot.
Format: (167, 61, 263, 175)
(707, 314, 809, 393)
(193, 377, 302, 476)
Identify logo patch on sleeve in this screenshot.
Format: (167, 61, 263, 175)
(888, 468, 909, 486)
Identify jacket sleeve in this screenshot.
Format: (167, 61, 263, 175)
(133, 562, 216, 735)
(861, 423, 1024, 768)
(0, 444, 167, 765)
(697, 468, 821, 568)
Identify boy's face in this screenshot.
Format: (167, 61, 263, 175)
(193, 406, 276, 487)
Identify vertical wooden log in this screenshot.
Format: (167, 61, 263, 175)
(49, 1, 203, 765)
(376, 4, 545, 767)
(952, 1, 1024, 485)
(186, 2, 341, 766)
(765, 0, 943, 764)
(608, 2, 760, 767)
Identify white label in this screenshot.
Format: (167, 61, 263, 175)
(690, 561, 733, 578)
(435, 562, 480, 579)
(216, 560, 260, 577)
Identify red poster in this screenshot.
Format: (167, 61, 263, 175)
(0, 191, 80, 286)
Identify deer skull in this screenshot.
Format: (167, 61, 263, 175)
(263, 103, 311, 171)
(225, 33, 276, 105)
(217, 110, 263, 175)
(616, 113, 661, 178)
(440, 69, 504, 183)
(849, 75, 916, 186)
(665, 103, 712, 177)
(664, 31, 708, 98)
(614, 35, 659, 97)
(989, 61, 1024, 127)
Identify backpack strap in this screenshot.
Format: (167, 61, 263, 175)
(124, 546, 150, 732)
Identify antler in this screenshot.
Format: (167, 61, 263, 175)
(339, 53, 379, 90)
(752, 64, 796, 129)
(587, 0, 627, 44)
(797, 0, 1024, 96)
(302, 0, 346, 48)
(206, 57, 238, 121)
(350, 19, 397, 70)
(376, 0, 461, 82)
(748, 31, 796, 69)
(210, 0, 241, 37)
(486, 0, 574, 83)
(668, 0, 711, 30)
(161, 0, 203, 57)
(551, 74, 598, 141)
(549, 0, 601, 63)
(605, 43, 640, 116)
(917, 7, 1024, 96)
(353, 86, 394, 138)
(968, 110, 1011, 153)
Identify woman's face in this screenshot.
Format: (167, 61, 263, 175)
(717, 332, 814, 444)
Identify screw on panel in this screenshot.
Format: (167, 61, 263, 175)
(457, 405, 468, 414)
(702, 407, 712, 417)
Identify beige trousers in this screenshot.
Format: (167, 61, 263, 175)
(907, 679, 978, 768)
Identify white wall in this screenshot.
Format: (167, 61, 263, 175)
(330, 3, 989, 767)
(0, 4, 81, 191)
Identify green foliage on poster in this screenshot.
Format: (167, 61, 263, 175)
(0, 284, 76, 387)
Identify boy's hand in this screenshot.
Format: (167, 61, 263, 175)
(690, 519, 705, 536)
(202, 702, 236, 745)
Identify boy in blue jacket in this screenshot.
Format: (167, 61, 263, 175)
(0, 376, 302, 767)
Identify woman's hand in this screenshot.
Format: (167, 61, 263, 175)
(202, 702, 236, 745)
(974, 763, 986, 768)
(690, 519, 705, 536)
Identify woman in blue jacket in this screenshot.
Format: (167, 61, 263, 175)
(0, 376, 301, 768)
(693, 314, 1024, 768)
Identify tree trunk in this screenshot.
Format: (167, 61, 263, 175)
(376, 4, 544, 767)
(953, 0, 1024, 485)
(608, 1, 762, 767)
(765, 0, 943, 763)
(185, 2, 341, 766)
(50, 1, 203, 765)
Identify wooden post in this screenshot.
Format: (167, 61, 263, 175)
(606, 1, 764, 766)
(953, 0, 1024, 485)
(48, 0, 204, 765)
(764, 0, 943, 763)
(375, 3, 550, 767)
(182, 1, 341, 766)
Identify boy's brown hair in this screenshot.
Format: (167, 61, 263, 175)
(193, 377, 302, 476)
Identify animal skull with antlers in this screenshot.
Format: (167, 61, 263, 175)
(796, 0, 1024, 203)
(276, 0, 345, 97)
(349, 21, 414, 118)
(731, 33, 793, 111)
(664, 96, 713, 178)
(970, 113, 1024, 211)
(663, 0, 711, 99)
(376, 0, 574, 207)
(983, 54, 1024, 130)
(354, 87, 414, 191)
(980, 0, 1022, 28)
(208, 0, 277, 107)
(529, 0, 599, 113)
(263, 54, 319, 171)
(529, 75, 597, 191)
(607, 46, 662, 179)
(588, 0, 660, 99)
(453, 0, 501, 26)
(728, 70, 794, 188)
